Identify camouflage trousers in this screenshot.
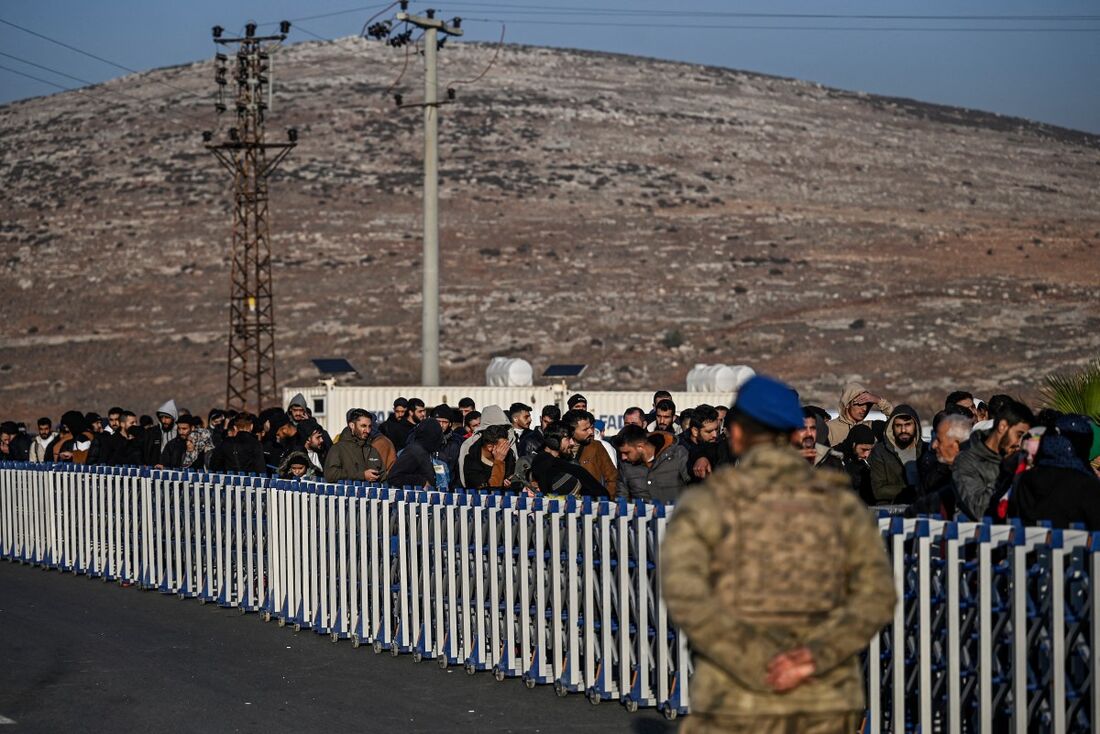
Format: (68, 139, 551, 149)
(679, 711, 862, 734)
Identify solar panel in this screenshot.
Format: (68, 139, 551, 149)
(311, 358, 358, 375)
(542, 364, 587, 378)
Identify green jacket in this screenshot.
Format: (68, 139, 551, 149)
(660, 443, 896, 717)
(324, 427, 387, 483)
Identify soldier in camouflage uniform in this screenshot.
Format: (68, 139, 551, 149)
(661, 375, 896, 733)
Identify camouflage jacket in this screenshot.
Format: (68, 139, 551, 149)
(660, 443, 896, 716)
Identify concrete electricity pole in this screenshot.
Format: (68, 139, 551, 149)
(395, 9, 463, 386)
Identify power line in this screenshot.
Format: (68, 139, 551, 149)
(0, 16, 206, 100)
(293, 24, 332, 42)
(0, 61, 201, 131)
(458, 17, 1100, 32)
(429, 3, 1100, 22)
(0, 49, 208, 123)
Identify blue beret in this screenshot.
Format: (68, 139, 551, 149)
(732, 375, 804, 432)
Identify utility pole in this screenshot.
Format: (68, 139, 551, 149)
(203, 21, 296, 413)
(395, 8, 463, 386)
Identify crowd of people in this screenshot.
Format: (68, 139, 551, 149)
(2, 382, 1099, 528)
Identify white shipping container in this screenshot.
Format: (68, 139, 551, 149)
(284, 385, 741, 438)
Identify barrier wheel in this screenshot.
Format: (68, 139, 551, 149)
(389, 644, 399, 658)
(238, 607, 246, 616)
(330, 632, 340, 643)
(262, 612, 272, 623)
(464, 662, 476, 676)
(351, 635, 361, 649)
(662, 707, 678, 721)
(199, 598, 207, 605)
(523, 675, 536, 690)
(437, 655, 448, 670)
(554, 681, 568, 698)
(493, 666, 505, 682)
(412, 650, 423, 663)
(373, 640, 383, 655)
(277, 618, 286, 628)
(586, 690, 601, 706)
(178, 592, 186, 600)
(623, 697, 639, 713)
(292, 623, 301, 633)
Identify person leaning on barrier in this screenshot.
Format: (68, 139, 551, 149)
(529, 421, 606, 498)
(618, 424, 691, 503)
(325, 408, 387, 484)
(661, 374, 896, 733)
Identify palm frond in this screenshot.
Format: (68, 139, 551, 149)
(1040, 358, 1100, 421)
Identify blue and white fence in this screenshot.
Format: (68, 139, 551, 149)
(1, 462, 1097, 732)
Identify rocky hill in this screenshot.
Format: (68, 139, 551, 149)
(1, 37, 1099, 420)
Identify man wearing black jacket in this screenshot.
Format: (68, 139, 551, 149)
(530, 422, 606, 497)
(159, 416, 193, 469)
(379, 397, 412, 450)
(209, 414, 266, 475)
(141, 400, 179, 466)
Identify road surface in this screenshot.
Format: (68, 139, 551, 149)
(0, 560, 674, 733)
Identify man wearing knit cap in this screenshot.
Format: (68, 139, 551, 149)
(661, 374, 896, 733)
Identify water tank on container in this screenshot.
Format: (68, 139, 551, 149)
(686, 363, 755, 393)
(485, 357, 534, 387)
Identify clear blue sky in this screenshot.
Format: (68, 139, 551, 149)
(1, 0, 1098, 133)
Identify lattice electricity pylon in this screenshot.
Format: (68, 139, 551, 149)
(203, 21, 296, 413)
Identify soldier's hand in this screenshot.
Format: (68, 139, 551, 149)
(766, 647, 816, 692)
(692, 456, 712, 479)
(364, 469, 381, 482)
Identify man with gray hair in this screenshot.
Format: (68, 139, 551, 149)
(907, 410, 973, 517)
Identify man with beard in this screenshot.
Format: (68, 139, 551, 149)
(954, 399, 1033, 520)
(28, 417, 56, 463)
(531, 422, 608, 497)
(295, 419, 328, 475)
(796, 407, 844, 471)
(905, 412, 972, 517)
(618, 424, 691, 502)
(159, 415, 194, 469)
(509, 402, 538, 457)
(109, 411, 143, 466)
(380, 397, 412, 450)
(679, 404, 722, 482)
(648, 399, 679, 435)
(325, 409, 387, 483)
(141, 400, 179, 466)
(868, 405, 926, 504)
(563, 409, 617, 498)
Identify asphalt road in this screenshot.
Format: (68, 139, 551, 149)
(0, 561, 675, 733)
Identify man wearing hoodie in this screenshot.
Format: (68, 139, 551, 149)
(325, 409, 387, 483)
(954, 399, 1033, 519)
(826, 384, 893, 449)
(388, 419, 444, 488)
(867, 405, 926, 504)
(141, 399, 179, 466)
(617, 424, 690, 503)
(286, 393, 310, 425)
